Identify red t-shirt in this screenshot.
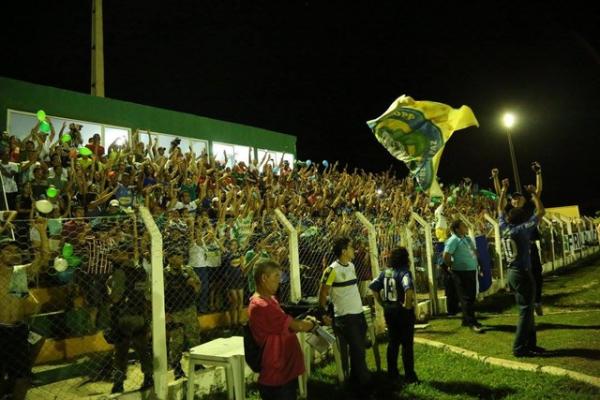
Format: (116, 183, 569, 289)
(248, 295, 305, 386)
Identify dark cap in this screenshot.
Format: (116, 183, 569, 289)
(510, 192, 524, 198)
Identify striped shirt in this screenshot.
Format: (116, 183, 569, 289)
(321, 260, 364, 317)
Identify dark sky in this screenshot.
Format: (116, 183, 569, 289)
(1, 1, 599, 213)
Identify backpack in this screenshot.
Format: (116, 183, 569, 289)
(243, 323, 263, 373)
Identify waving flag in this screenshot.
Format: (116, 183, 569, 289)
(367, 95, 479, 195)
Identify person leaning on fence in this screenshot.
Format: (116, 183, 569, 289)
(369, 247, 419, 384)
(442, 220, 484, 333)
(497, 179, 546, 357)
(164, 248, 202, 379)
(319, 237, 372, 389)
(248, 260, 317, 400)
(0, 217, 49, 400)
(107, 243, 153, 394)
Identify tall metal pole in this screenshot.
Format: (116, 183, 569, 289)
(506, 128, 521, 191)
(91, 0, 105, 97)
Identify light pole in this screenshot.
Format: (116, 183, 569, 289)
(503, 113, 521, 191)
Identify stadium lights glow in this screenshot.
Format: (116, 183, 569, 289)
(503, 113, 516, 129)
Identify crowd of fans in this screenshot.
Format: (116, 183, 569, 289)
(0, 119, 505, 325)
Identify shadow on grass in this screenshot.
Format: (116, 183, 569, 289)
(537, 322, 600, 331)
(483, 324, 515, 333)
(308, 371, 430, 400)
(544, 348, 600, 360)
(485, 321, 600, 334)
(429, 380, 516, 399)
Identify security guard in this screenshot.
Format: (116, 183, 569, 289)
(108, 244, 153, 393)
(369, 247, 419, 383)
(164, 249, 201, 378)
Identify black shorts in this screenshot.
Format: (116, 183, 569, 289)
(0, 323, 30, 379)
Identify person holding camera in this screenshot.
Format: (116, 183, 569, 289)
(442, 220, 484, 333)
(498, 179, 545, 357)
(369, 247, 418, 384)
(248, 260, 316, 400)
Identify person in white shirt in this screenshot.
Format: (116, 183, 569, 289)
(1, 150, 19, 209)
(319, 237, 371, 388)
(434, 199, 449, 242)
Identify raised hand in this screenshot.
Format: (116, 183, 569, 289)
(524, 184, 536, 194)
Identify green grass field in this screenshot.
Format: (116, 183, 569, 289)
(418, 256, 600, 376)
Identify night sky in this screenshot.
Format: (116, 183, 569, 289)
(1, 1, 599, 213)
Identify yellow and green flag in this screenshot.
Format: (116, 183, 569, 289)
(367, 95, 479, 196)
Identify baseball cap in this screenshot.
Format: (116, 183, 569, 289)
(510, 192, 524, 199)
(109, 199, 120, 207)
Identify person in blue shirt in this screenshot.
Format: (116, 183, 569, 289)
(498, 179, 545, 357)
(443, 220, 483, 333)
(369, 247, 419, 384)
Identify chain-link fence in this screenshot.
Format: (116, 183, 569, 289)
(1, 214, 151, 399)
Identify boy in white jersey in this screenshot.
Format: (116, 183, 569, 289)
(319, 237, 371, 388)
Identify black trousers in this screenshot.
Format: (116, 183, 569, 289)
(258, 379, 297, 400)
(384, 307, 416, 379)
(451, 270, 478, 326)
(333, 313, 371, 386)
(530, 243, 543, 304)
(443, 269, 460, 314)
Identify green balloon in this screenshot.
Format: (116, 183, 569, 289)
(62, 243, 74, 258)
(79, 147, 93, 157)
(39, 120, 51, 134)
(46, 187, 59, 198)
(61, 134, 72, 143)
(66, 255, 81, 268)
(36, 110, 46, 121)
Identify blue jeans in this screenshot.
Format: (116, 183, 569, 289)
(508, 268, 537, 354)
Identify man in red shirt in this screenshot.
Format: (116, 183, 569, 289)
(248, 260, 316, 400)
(86, 134, 105, 157)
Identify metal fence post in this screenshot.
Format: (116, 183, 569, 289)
(542, 217, 556, 272)
(354, 212, 385, 333)
(275, 209, 302, 303)
(139, 206, 168, 400)
(411, 212, 438, 315)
